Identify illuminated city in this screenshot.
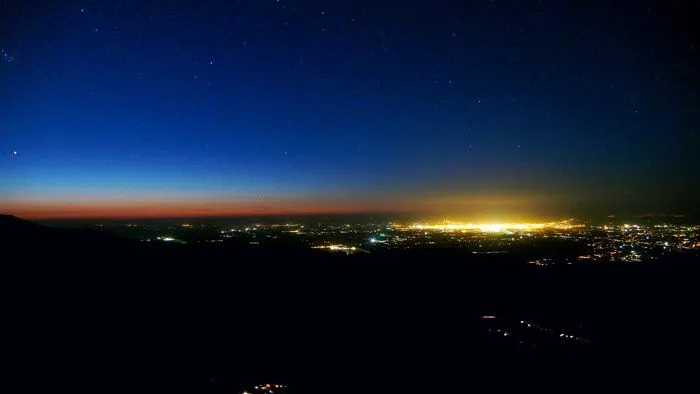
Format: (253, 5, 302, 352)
(408, 220, 580, 232)
(2, 0, 697, 391)
(77, 218, 700, 266)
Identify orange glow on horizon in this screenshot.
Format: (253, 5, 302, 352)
(1, 200, 405, 220)
(1, 192, 560, 220)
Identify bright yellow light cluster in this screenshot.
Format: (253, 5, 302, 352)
(409, 221, 577, 233)
(312, 244, 357, 252)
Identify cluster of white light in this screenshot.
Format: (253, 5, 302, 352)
(521, 320, 590, 343)
(247, 383, 286, 394)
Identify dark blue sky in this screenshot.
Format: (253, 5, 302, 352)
(1, 1, 698, 219)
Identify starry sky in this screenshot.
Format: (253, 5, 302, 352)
(1, 1, 698, 220)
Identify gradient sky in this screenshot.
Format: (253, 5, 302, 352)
(1, 1, 698, 219)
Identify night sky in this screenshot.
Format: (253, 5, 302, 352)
(1, 1, 698, 220)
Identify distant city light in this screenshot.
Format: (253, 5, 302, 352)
(312, 244, 362, 254)
(108, 219, 700, 264)
(245, 383, 286, 393)
(409, 220, 578, 233)
(155, 236, 186, 243)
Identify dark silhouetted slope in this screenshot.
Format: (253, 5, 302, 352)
(1, 214, 141, 259)
(1, 217, 698, 393)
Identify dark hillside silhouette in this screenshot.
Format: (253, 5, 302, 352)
(2, 216, 698, 392)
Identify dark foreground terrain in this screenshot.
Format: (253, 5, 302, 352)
(2, 215, 698, 393)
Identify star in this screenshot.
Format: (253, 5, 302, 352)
(1, 49, 14, 63)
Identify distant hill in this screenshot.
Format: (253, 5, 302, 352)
(1, 214, 136, 255)
(0, 214, 46, 236)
